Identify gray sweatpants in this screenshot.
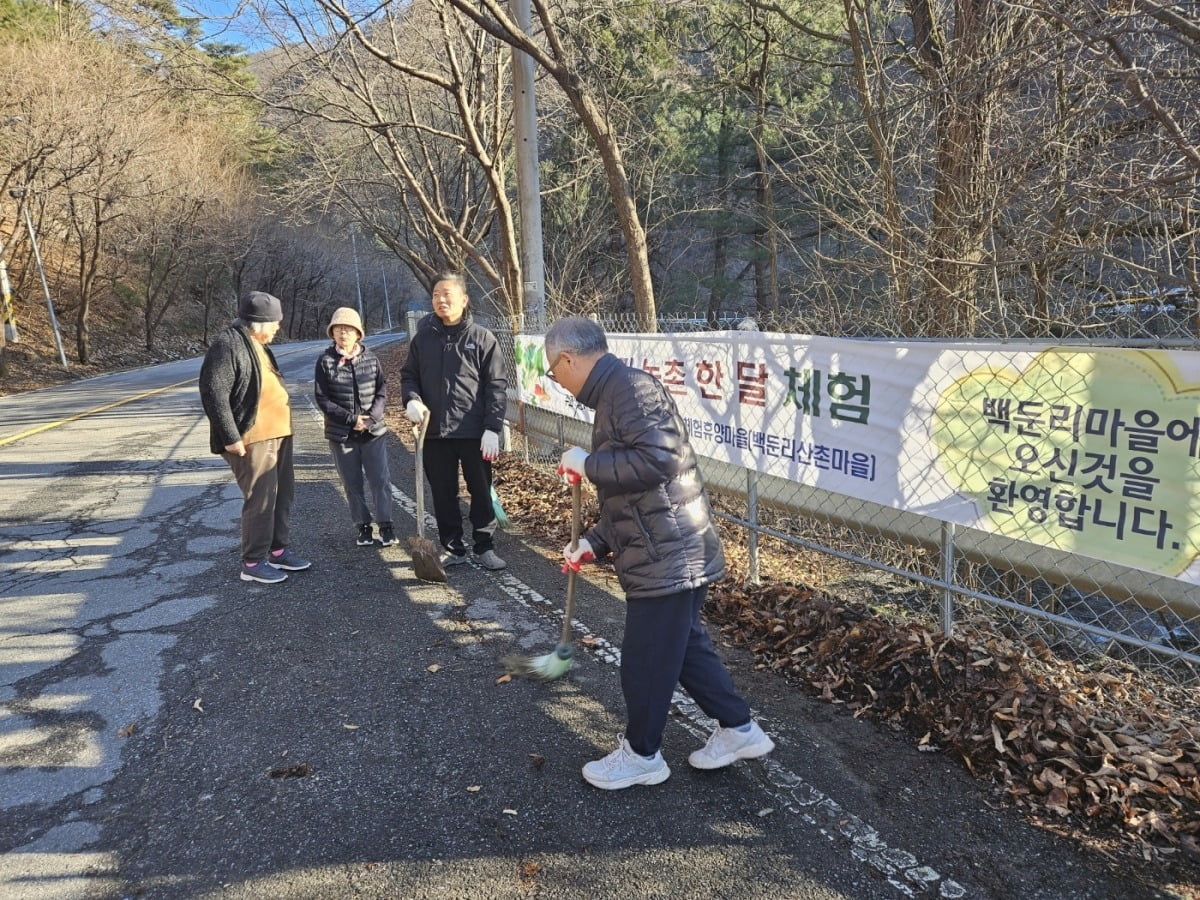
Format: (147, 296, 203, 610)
(329, 435, 393, 527)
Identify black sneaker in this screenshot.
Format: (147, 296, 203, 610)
(379, 524, 399, 546)
(356, 524, 376, 546)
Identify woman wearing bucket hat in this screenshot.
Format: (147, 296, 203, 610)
(314, 306, 397, 547)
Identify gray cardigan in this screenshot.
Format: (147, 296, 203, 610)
(199, 321, 277, 455)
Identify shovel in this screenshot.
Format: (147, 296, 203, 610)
(408, 410, 447, 583)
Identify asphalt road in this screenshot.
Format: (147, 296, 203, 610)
(0, 339, 1184, 899)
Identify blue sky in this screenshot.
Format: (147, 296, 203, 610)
(182, 0, 279, 53)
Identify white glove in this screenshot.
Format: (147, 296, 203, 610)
(481, 429, 500, 461)
(405, 398, 429, 424)
(562, 537, 595, 572)
(557, 446, 590, 484)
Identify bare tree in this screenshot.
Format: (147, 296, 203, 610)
(249, 0, 523, 319)
(1, 32, 264, 361)
(767, 0, 1199, 339)
(121, 125, 245, 350)
(440, 0, 659, 328)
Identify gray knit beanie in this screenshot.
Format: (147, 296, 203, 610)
(238, 291, 283, 323)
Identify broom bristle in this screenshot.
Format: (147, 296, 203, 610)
(490, 486, 512, 529)
(408, 535, 447, 583)
(504, 647, 573, 682)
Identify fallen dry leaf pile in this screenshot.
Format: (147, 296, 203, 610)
(379, 346, 1200, 865)
(706, 579, 1200, 859)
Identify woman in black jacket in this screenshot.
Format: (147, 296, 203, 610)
(314, 307, 397, 547)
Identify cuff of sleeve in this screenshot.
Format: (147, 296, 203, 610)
(583, 530, 605, 557)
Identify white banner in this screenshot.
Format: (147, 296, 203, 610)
(515, 332, 1200, 584)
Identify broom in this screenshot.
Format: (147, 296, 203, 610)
(490, 485, 511, 529)
(505, 478, 581, 681)
(408, 410, 447, 583)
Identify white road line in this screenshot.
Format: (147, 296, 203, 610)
(383, 472, 967, 899)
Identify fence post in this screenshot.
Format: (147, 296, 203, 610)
(940, 521, 956, 635)
(747, 469, 760, 586)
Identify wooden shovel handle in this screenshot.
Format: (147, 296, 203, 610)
(560, 479, 581, 647)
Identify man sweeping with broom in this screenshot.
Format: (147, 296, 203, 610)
(544, 316, 774, 790)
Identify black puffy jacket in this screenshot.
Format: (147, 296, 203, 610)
(578, 353, 725, 599)
(313, 343, 388, 442)
(399, 311, 507, 438)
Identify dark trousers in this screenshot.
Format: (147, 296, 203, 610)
(621, 586, 751, 756)
(223, 436, 294, 563)
(329, 436, 393, 527)
(422, 436, 496, 555)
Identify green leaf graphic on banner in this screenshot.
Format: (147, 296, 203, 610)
(516, 336, 555, 406)
(933, 350, 1200, 577)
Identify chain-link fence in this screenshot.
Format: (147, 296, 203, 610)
(475, 300, 1200, 690)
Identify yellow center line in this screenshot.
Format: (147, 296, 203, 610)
(0, 345, 316, 449)
(0, 377, 199, 448)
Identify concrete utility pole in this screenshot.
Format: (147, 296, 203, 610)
(350, 228, 364, 318)
(381, 267, 393, 330)
(0, 260, 18, 344)
(510, 0, 547, 332)
(11, 188, 67, 369)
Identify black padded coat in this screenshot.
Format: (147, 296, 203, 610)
(577, 352, 725, 599)
(399, 311, 507, 438)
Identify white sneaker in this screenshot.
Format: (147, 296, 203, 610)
(582, 736, 671, 790)
(439, 550, 469, 567)
(688, 721, 775, 770)
(475, 549, 507, 570)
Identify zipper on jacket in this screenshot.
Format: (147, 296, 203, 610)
(631, 507, 663, 562)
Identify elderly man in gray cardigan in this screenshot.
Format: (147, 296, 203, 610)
(199, 291, 311, 584)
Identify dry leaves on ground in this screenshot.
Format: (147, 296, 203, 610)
(705, 579, 1199, 861)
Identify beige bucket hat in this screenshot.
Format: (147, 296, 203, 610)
(327, 306, 364, 339)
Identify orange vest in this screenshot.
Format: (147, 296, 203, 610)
(243, 339, 292, 444)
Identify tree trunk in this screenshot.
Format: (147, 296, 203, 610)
(909, 0, 1019, 337)
(561, 77, 656, 329)
(751, 20, 778, 322)
(925, 91, 990, 336)
(710, 231, 728, 327)
(845, 0, 914, 326)
(442, 0, 657, 328)
(75, 303, 90, 364)
(709, 118, 733, 327)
